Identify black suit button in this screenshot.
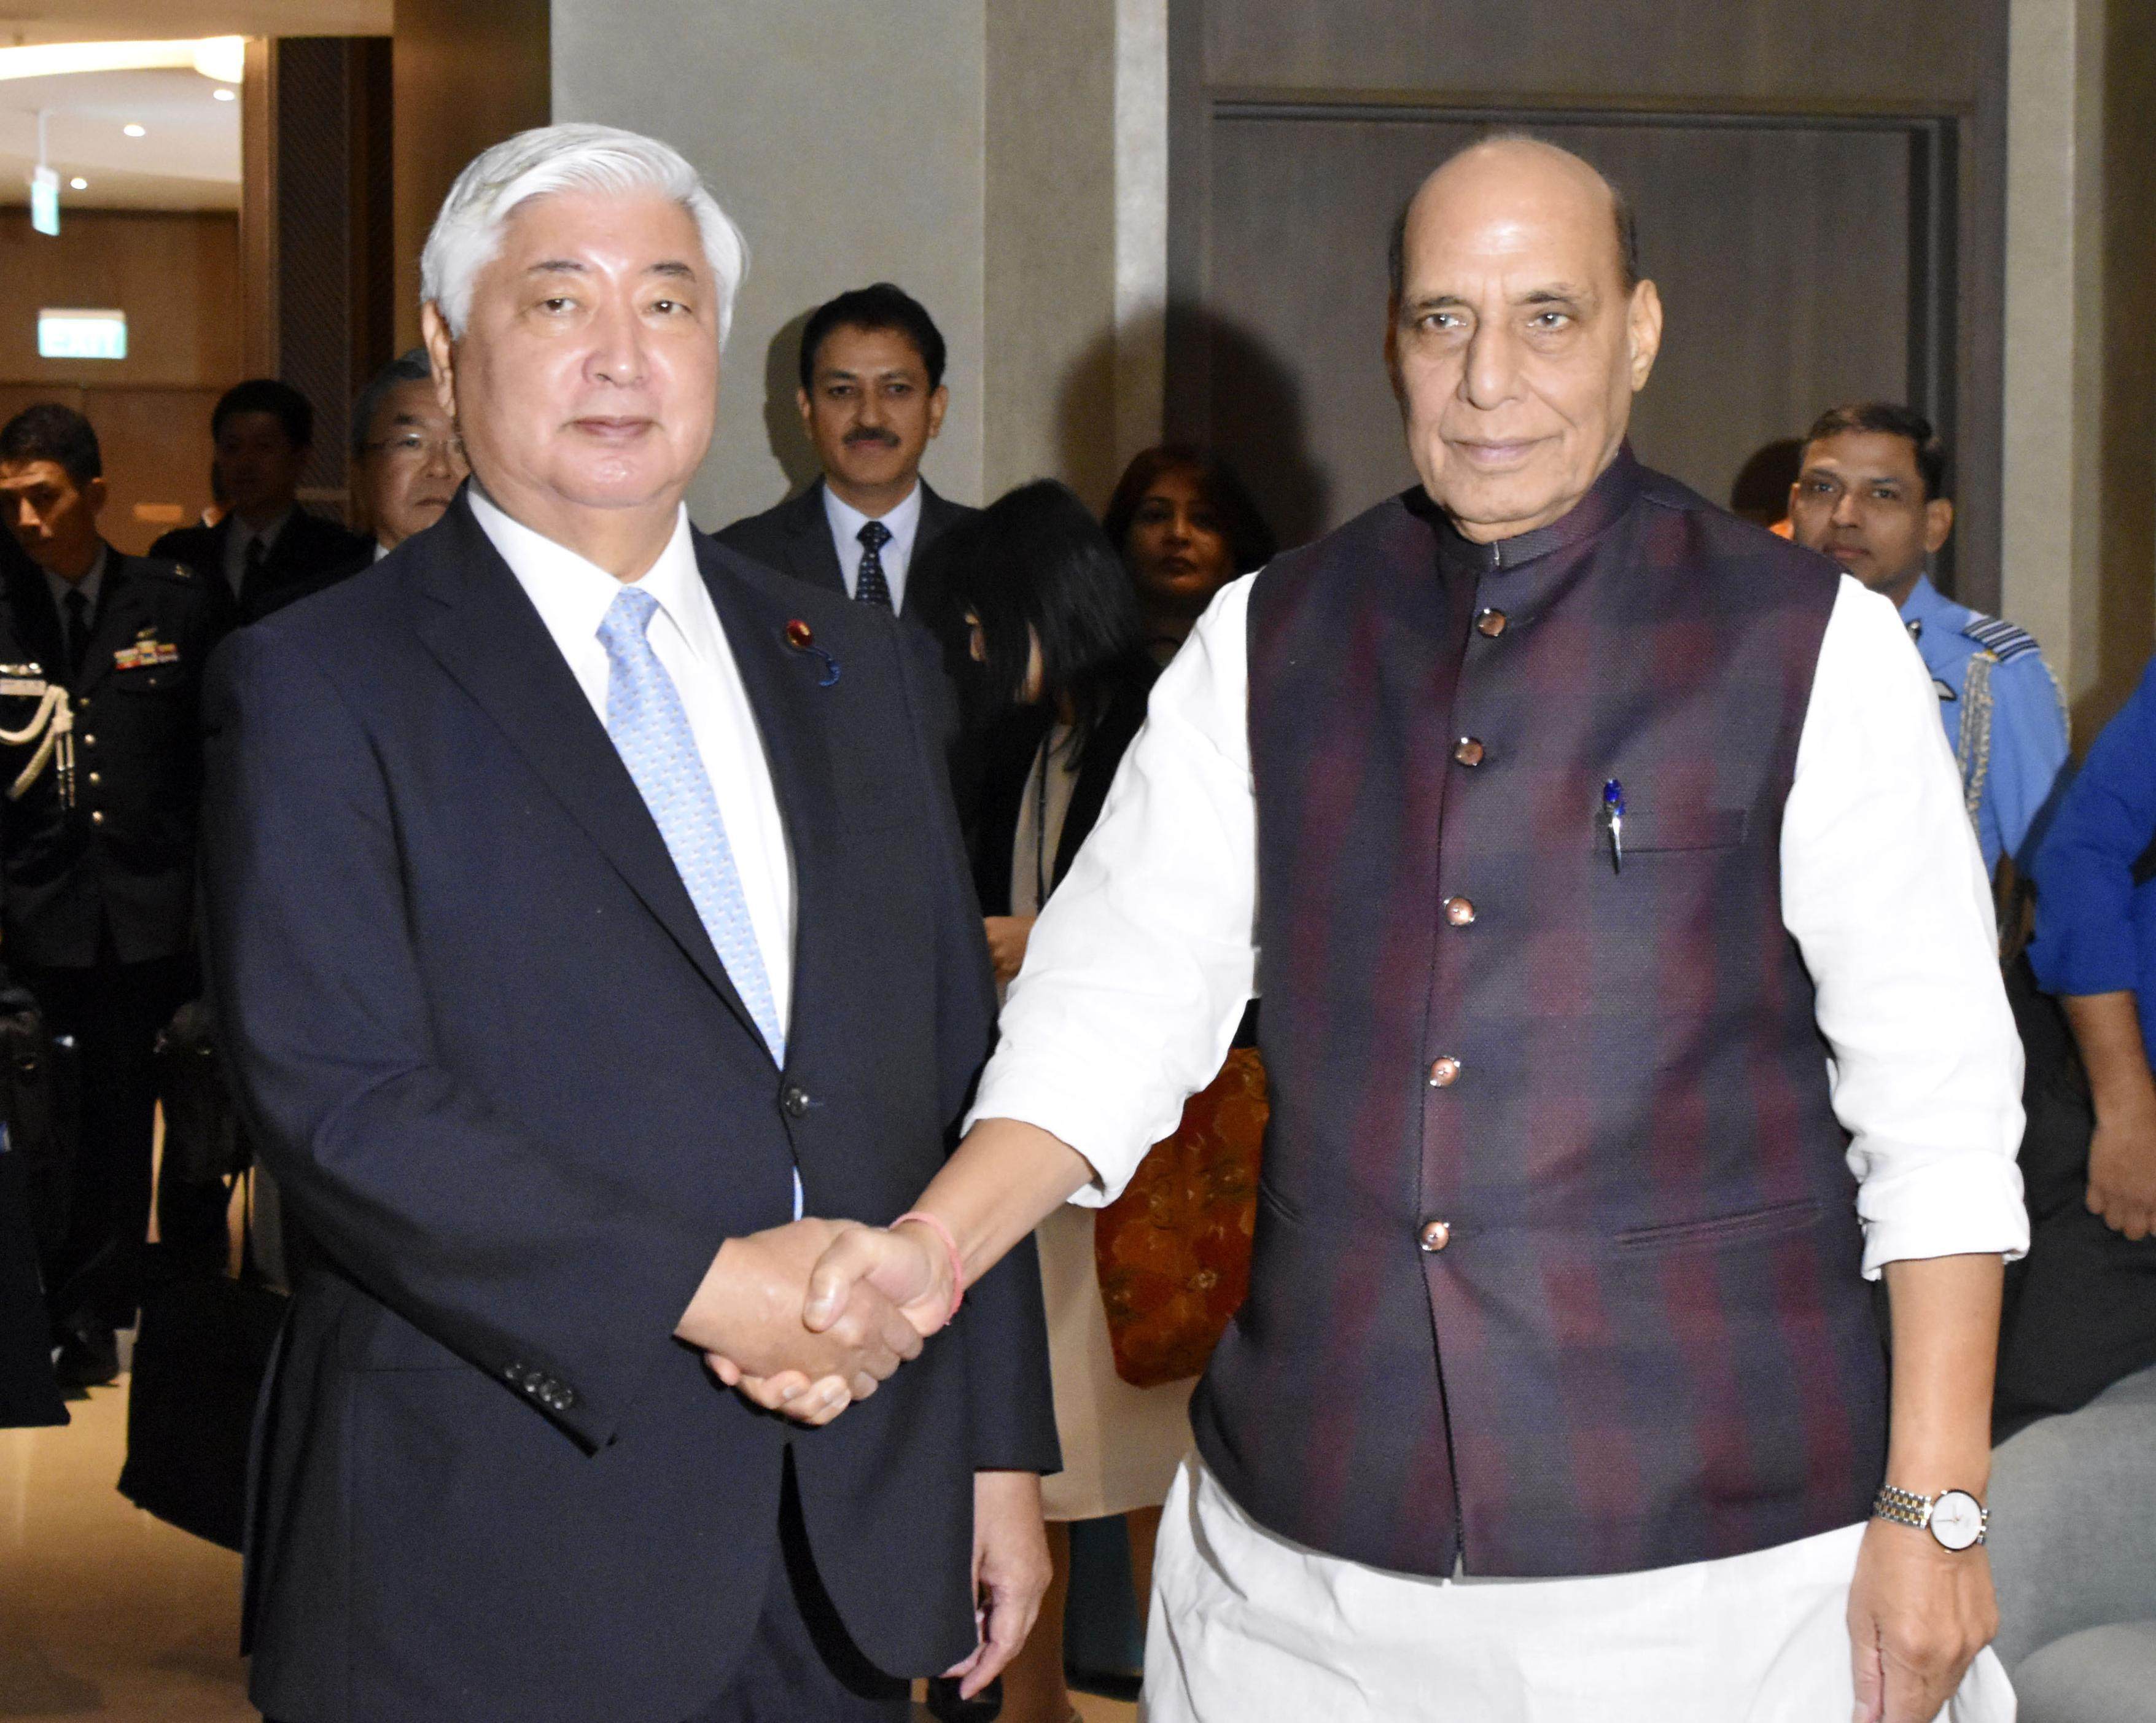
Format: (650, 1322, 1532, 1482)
(504, 1361, 528, 1386)
(780, 1084, 811, 1119)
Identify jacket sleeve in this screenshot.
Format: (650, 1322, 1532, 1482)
(893, 621, 1060, 1475)
(2030, 656, 2156, 998)
(200, 625, 720, 1453)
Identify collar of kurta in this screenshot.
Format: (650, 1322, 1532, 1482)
(1429, 440, 1643, 576)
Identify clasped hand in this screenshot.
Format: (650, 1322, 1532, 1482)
(676, 1216, 952, 1426)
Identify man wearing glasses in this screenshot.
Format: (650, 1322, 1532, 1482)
(343, 349, 471, 575)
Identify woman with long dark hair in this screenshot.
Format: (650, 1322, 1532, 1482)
(917, 480, 1181, 1723)
(1101, 445, 1275, 664)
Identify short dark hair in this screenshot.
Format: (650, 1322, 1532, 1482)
(0, 403, 102, 485)
(798, 283, 948, 394)
(1101, 445, 1278, 580)
(914, 479, 1151, 764)
(349, 348, 435, 461)
(1388, 131, 1641, 308)
(212, 377, 314, 449)
(1802, 402, 1950, 502)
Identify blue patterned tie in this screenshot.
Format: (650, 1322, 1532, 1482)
(597, 585, 785, 1062)
(854, 519, 894, 609)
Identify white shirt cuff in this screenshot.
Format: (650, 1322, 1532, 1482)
(1854, 1142, 2030, 1278)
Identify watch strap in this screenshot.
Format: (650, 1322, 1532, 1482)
(1872, 1483, 1989, 1546)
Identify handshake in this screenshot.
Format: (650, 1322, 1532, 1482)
(673, 1213, 962, 1425)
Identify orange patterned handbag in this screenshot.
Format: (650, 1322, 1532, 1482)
(1092, 1048, 1267, 1388)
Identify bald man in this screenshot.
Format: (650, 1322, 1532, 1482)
(761, 136, 2025, 1721)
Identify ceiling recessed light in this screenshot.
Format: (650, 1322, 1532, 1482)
(122, 123, 146, 138)
(213, 87, 236, 101)
(69, 177, 87, 190)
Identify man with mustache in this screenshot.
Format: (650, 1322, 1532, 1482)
(1788, 402, 2068, 883)
(717, 282, 973, 619)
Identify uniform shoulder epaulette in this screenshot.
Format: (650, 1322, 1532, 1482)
(1961, 613, 2042, 664)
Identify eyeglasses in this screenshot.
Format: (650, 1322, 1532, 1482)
(363, 433, 464, 464)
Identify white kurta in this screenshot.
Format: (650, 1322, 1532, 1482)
(1013, 727, 1198, 1522)
(1142, 1454, 2014, 1723)
(968, 567, 2030, 1721)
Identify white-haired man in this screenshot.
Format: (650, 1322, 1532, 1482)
(201, 124, 1057, 1723)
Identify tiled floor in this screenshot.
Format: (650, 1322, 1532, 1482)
(0, 1377, 1138, 1723)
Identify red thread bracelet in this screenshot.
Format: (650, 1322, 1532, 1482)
(891, 1210, 965, 1330)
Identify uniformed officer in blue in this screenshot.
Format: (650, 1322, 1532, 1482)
(1790, 401, 2068, 879)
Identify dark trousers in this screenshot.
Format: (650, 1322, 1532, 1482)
(688, 1454, 914, 1723)
(21, 943, 197, 1332)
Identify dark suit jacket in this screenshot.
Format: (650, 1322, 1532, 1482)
(713, 475, 973, 618)
(202, 495, 1056, 1723)
(0, 548, 235, 967)
(151, 508, 372, 625)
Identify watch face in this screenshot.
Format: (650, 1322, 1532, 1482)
(1930, 1490, 1984, 1550)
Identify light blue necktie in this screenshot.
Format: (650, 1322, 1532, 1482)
(597, 585, 786, 1063)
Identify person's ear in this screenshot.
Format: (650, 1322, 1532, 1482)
(82, 475, 108, 521)
(795, 385, 815, 435)
(1382, 297, 1406, 407)
(1626, 279, 1664, 393)
(421, 302, 459, 429)
(926, 384, 949, 442)
(1923, 496, 1955, 556)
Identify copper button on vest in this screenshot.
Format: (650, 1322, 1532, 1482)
(1452, 736, 1485, 768)
(1443, 895, 1476, 927)
(1427, 1056, 1461, 1087)
(1419, 1218, 1453, 1253)
(1475, 608, 1508, 638)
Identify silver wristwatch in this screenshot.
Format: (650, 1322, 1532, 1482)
(1873, 1483, 1988, 1551)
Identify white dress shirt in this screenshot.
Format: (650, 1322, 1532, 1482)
(822, 480, 923, 610)
(224, 507, 296, 598)
(467, 486, 796, 1038)
(971, 569, 2027, 1275)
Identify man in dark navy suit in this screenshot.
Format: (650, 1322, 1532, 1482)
(150, 379, 370, 624)
(203, 124, 1054, 1723)
(715, 282, 973, 620)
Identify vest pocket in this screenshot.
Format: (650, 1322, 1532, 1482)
(1611, 804, 1749, 854)
(1610, 1196, 1826, 1253)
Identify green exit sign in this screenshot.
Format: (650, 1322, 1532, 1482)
(38, 309, 127, 360)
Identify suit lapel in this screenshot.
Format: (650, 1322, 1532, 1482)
(76, 555, 144, 694)
(781, 481, 848, 596)
(407, 500, 769, 1056)
(2, 563, 66, 680)
(695, 536, 839, 1048)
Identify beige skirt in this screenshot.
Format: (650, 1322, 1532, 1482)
(1035, 1202, 1197, 1522)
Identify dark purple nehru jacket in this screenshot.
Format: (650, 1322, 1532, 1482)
(1191, 448, 1888, 1579)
